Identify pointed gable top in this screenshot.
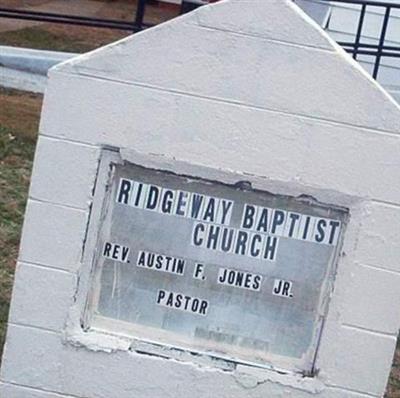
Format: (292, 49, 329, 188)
(53, 0, 400, 134)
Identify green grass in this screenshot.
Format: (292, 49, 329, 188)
(0, 26, 98, 53)
(0, 124, 36, 359)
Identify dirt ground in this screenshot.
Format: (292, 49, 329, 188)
(0, 87, 41, 362)
(388, 340, 400, 398)
(0, 0, 179, 52)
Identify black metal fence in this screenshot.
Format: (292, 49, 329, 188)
(322, 0, 400, 79)
(1, 0, 399, 79)
(0, 0, 204, 33)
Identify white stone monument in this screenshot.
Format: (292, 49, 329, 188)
(1, 1, 400, 397)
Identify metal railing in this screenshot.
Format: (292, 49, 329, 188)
(0, 0, 144, 32)
(0, 0, 205, 33)
(313, 0, 400, 79)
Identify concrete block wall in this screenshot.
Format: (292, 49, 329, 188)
(1, 1, 400, 397)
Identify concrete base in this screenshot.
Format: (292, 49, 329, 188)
(0, 66, 47, 93)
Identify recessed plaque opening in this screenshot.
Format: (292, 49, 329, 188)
(85, 160, 348, 373)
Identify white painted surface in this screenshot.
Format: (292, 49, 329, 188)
(8, 263, 76, 332)
(1, 1, 400, 397)
(340, 263, 400, 334)
(18, 200, 88, 272)
(355, 202, 400, 273)
(29, 136, 100, 209)
(40, 74, 400, 204)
